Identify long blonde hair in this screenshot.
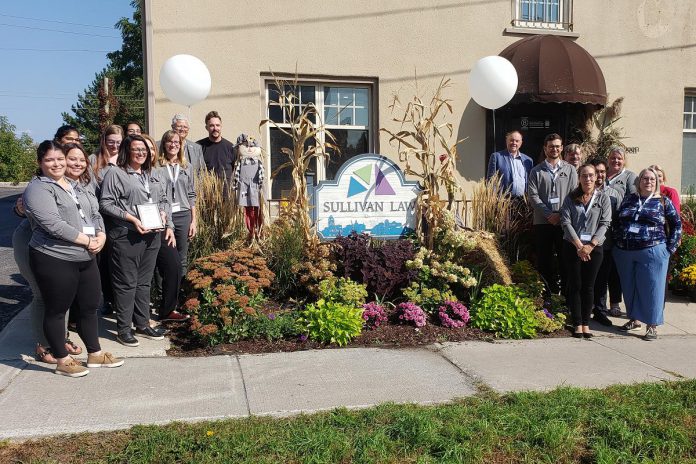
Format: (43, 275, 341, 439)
(94, 124, 124, 180)
(158, 130, 188, 168)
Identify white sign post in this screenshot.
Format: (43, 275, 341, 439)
(314, 154, 421, 240)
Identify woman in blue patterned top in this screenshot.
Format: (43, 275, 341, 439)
(613, 167, 682, 340)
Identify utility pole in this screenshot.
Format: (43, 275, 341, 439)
(98, 76, 111, 133)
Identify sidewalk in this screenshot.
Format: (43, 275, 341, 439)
(0, 298, 694, 441)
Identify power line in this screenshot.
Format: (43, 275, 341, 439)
(0, 47, 111, 53)
(0, 13, 116, 29)
(0, 23, 120, 38)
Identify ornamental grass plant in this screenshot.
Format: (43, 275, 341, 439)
(189, 170, 246, 263)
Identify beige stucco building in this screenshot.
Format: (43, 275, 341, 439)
(143, 0, 696, 197)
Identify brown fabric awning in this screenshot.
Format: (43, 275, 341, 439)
(499, 35, 607, 106)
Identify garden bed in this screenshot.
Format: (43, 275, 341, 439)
(165, 300, 570, 357)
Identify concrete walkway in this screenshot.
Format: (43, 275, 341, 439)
(0, 298, 694, 440)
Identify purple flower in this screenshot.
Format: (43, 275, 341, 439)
(543, 308, 554, 319)
(437, 300, 470, 328)
(267, 313, 276, 320)
(298, 334, 308, 342)
(397, 302, 427, 327)
(362, 302, 387, 329)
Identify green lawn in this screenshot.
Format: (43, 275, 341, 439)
(2, 380, 696, 463)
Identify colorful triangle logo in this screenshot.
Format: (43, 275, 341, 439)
(374, 165, 395, 195)
(347, 176, 368, 197)
(354, 165, 372, 184)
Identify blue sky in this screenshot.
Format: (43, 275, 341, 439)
(0, 1, 134, 142)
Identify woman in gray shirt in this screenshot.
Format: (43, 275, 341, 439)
(24, 140, 124, 377)
(560, 163, 612, 338)
(99, 135, 175, 347)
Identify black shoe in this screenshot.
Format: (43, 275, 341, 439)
(572, 332, 583, 338)
(592, 310, 612, 327)
(583, 332, 594, 339)
(116, 332, 139, 347)
(135, 326, 165, 340)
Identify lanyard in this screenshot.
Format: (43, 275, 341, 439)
(132, 171, 152, 203)
(545, 162, 560, 196)
(607, 168, 624, 186)
(634, 193, 654, 221)
(65, 185, 87, 221)
(167, 164, 180, 199)
(583, 190, 598, 213)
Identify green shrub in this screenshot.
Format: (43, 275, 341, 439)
(469, 284, 538, 339)
(534, 310, 567, 333)
(317, 277, 368, 307)
(266, 216, 306, 298)
(402, 282, 457, 315)
(511, 260, 545, 299)
(248, 312, 299, 341)
(298, 299, 364, 346)
(671, 234, 696, 289)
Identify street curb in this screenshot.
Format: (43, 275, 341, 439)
(0, 182, 28, 188)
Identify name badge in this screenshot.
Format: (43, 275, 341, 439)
(82, 226, 96, 236)
(628, 224, 640, 233)
(171, 202, 181, 213)
(580, 234, 592, 242)
(549, 197, 560, 204)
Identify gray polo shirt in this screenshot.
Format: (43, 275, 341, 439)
(23, 176, 104, 262)
(597, 184, 621, 249)
(153, 163, 196, 213)
(560, 190, 612, 246)
(99, 165, 173, 231)
(606, 169, 637, 203)
(527, 160, 579, 225)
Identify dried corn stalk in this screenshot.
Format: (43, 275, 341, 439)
(260, 73, 339, 241)
(381, 77, 466, 249)
(579, 97, 627, 161)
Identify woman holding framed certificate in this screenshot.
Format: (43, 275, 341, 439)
(23, 140, 123, 377)
(99, 135, 176, 347)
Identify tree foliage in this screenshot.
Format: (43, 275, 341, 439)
(0, 116, 35, 183)
(62, 0, 144, 154)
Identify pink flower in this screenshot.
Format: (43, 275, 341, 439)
(397, 302, 427, 327)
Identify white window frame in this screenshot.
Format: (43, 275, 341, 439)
(264, 78, 375, 199)
(684, 94, 696, 133)
(512, 0, 573, 31)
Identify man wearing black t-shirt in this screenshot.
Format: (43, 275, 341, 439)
(197, 110, 236, 185)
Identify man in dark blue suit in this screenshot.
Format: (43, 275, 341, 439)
(486, 130, 533, 197)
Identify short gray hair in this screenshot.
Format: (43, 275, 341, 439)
(608, 145, 625, 156)
(171, 114, 189, 126)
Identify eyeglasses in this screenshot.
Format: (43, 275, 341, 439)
(640, 177, 656, 183)
(173, 126, 189, 132)
(166, 141, 181, 146)
(131, 148, 149, 153)
(105, 140, 121, 146)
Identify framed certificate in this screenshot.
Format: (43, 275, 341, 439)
(136, 203, 164, 230)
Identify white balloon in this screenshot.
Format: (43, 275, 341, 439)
(468, 56, 518, 110)
(159, 55, 211, 106)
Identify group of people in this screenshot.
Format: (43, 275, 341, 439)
(488, 131, 682, 340)
(12, 111, 265, 378)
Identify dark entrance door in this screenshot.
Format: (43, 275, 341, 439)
(485, 102, 589, 167)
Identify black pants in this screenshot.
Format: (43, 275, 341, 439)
(156, 234, 182, 318)
(109, 226, 160, 336)
(563, 241, 604, 326)
(172, 210, 192, 278)
(534, 224, 566, 295)
(29, 249, 101, 358)
(594, 247, 623, 310)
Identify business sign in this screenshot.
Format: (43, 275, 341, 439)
(315, 154, 421, 240)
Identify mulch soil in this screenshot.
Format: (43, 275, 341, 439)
(165, 300, 570, 357)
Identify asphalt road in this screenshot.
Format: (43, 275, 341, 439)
(0, 185, 30, 331)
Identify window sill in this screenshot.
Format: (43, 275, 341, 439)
(504, 27, 580, 38)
